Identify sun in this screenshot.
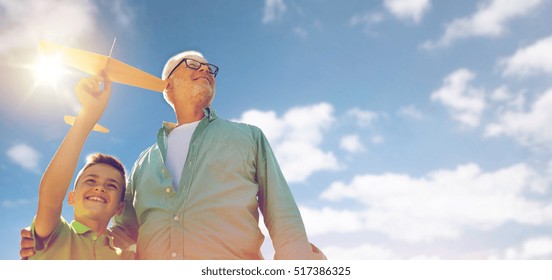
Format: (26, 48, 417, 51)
(31, 54, 70, 89)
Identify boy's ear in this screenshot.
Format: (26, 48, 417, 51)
(68, 191, 75, 205)
(114, 202, 125, 216)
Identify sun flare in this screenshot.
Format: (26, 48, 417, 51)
(32, 54, 69, 88)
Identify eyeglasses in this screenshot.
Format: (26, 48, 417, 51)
(167, 58, 219, 78)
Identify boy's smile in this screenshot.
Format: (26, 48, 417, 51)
(69, 163, 125, 228)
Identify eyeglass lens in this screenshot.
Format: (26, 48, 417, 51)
(185, 59, 217, 75)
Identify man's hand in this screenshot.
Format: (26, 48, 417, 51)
(75, 71, 112, 126)
(20, 227, 35, 260)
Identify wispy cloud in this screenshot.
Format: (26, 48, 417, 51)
(398, 105, 425, 120)
(300, 206, 364, 236)
(292, 26, 308, 39)
(262, 0, 287, 23)
(491, 236, 552, 259)
(6, 144, 41, 173)
(431, 68, 486, 128)
(0, 0, 97, 56)
(347, 108, 379, 127)
(103, 0, 134, 28)
(0, 0, 136, 58)
(310, 162, 551, 243)
(349, 11, 385, 33)
(422, 0, 543, 49)
(371, 135, 384, 144)
(322, 243, 398, 260)
(485, 87, 552, 149)
(234, 103, 339, 183)
(384, 0, 431, 23)
(2, 198, 34, 208)
(340, 134, 365, 153)
(350, 0, 430, 33)
(500, 35, 552, 77)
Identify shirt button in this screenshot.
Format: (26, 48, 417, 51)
(173, 215, 179, 221)
(172, 252, 177, 258)
(165, 187, 171, 193)
(92, 235, 98, 241)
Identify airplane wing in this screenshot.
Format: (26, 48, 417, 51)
(64, 115, 110, 133)
(39, 40, 167, 133)
(38, 41, 167, 92)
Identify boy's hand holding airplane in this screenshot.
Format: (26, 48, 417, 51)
(38, 40, 167, 133)
(74, 71, 112, 130)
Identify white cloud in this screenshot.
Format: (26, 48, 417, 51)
(262, 0, 286, 23)
(234, 103, 339, 183)
(7, 144, 41, 173)
(323, 243, 398, 260)
(0, 0, 135, 60)
(340, 134, 365, 153)
(371, 135, 384, 144)
(490, 86, 513, 102)
(349, 11, 385, 33)
(485, 87, 552, 149)
(300, 206, 364, 236)
(292, 27, 308, 39)
(347, 108, 379, 127)
(316, 162, 551, 243)
(105, 0, 134, 28)
(519, 237, 552, 259)
(0, 0, 97, 56)
(431, 69, 486, 128)
(492, 237, 552, 259)
(384, 0, 431, 23)
(398, 105, 424, 120)
(500, 35, 552, 77)
(423, 0, 543, 49)
(1, 198, 33, 208)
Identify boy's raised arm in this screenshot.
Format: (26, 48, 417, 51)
(34, 72, 112, 240)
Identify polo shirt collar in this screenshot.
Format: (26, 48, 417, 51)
(70, 220, 94, 235)
(70, 220, 119, 250)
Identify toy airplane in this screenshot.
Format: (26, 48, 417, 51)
(64, 115, 110, 133)
(38, 40, 167, 132)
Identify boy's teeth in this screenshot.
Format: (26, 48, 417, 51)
(87, 196, 106, 203)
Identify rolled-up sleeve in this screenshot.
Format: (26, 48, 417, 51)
(255, 130, 326, 260)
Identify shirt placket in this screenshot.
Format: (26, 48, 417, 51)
(158, 125, 182, 259)
(169, 118, 207, 259)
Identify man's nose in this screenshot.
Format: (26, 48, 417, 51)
(198, 63, 210, 73)
(94, 185, 105, 192)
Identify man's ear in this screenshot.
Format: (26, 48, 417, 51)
(68, 191, 75, 205)
(114, 202, 125, 216)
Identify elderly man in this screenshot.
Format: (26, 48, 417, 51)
(21, 50, 325, 260)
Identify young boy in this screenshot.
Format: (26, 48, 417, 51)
(29, 72, 134, 259)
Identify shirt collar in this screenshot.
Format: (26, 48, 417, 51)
(71, 220, 120, 250)
(162, 107, 218, 132)
(70, 220, 94, 235)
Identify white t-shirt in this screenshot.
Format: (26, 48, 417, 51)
(166, 120, 200, 190)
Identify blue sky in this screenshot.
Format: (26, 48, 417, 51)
(1, 0, 552, 260)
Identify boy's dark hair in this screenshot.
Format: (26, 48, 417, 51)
(74, 153, 127, 202)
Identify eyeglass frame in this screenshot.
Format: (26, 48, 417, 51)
(166, 58, 219, 79)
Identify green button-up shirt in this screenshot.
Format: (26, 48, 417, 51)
(30, 216, 134, 260)
(112, 108, 321, 259)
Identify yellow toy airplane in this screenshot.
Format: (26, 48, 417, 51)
(38, 40, 167, 132)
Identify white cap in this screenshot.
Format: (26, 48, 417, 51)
(161, 50, 205, 80)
